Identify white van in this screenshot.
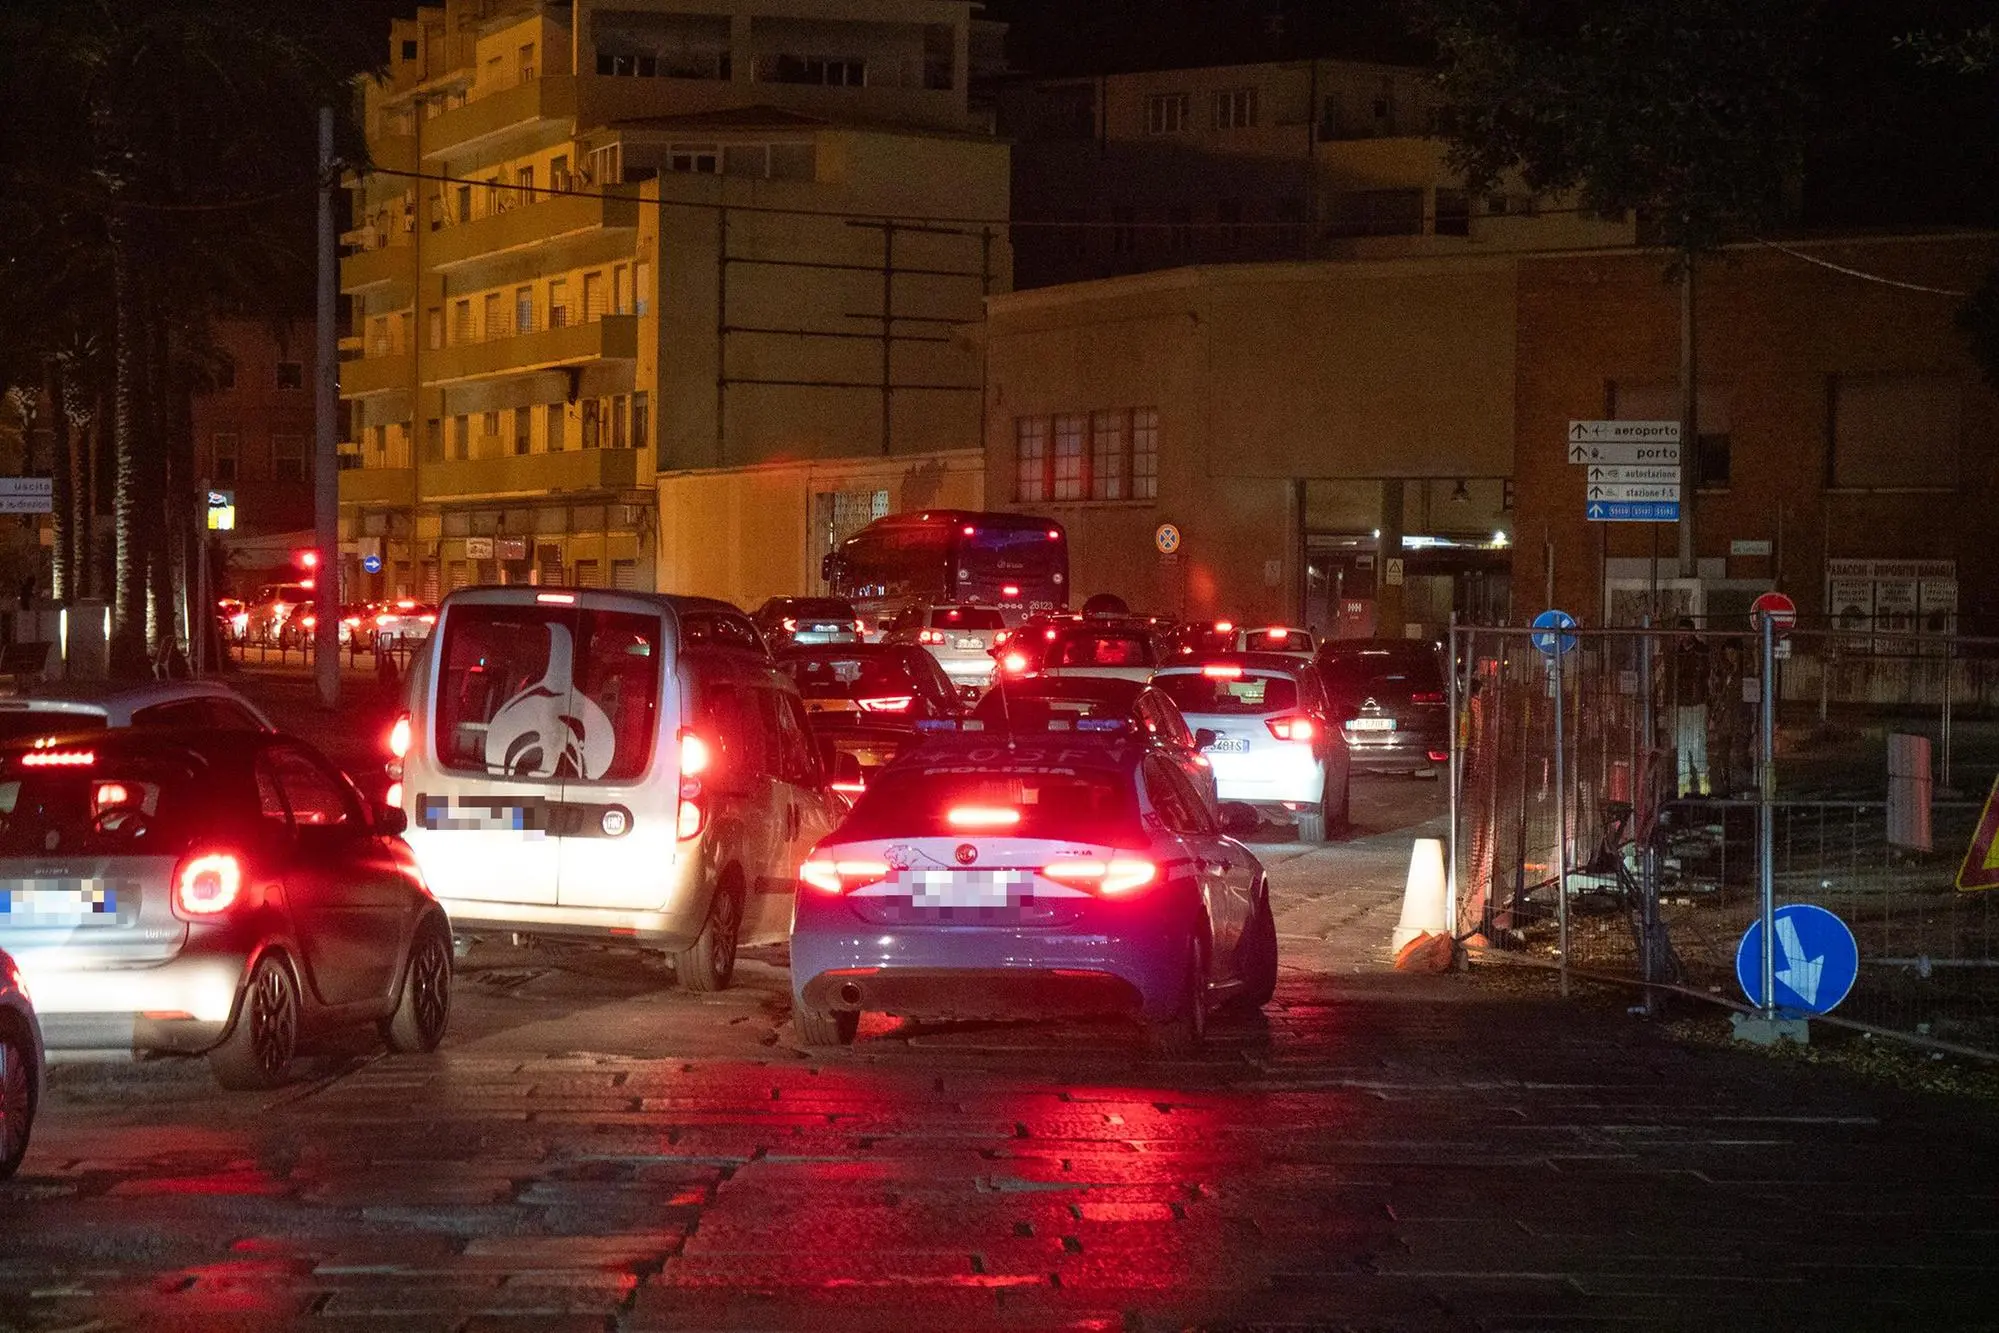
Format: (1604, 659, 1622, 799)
(395, 588, 843, 990)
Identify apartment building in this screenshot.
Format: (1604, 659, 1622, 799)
(998, 59, 1633, 290)
(339, 0, 1008, 602)
(192, 319, 319, 592)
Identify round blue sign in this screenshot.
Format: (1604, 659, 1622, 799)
(362, 554, 383, 574)
(1530, 609, 1579, 658)
(1736, 903, 1860, 1015)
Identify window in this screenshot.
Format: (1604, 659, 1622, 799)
(550, 154, 570, 191)
(610, 394, 627, 448)
(515, 286, 534, 334)
(455, 183, 472, 223)
(481, 410, 500, 452)
(583, 271, 606, 321)
(483, 291, 504, 339)
(1146, 92, 1189, 134)
(545, 402, 566, 451)
(669, 144, 719, 174)
(769, 142, 814, 181)
(632, 392, 650, 457)
(273, 435, 306, 483)
(518, 42, 536, 81)
(212, 433, 239, 484)
(262, 748, 354, 827)
(451, 415, 469, 461)
(1214, 87, 1258, 130)
(512, 407, 531, 456)
(1830, 373, 1961, 490)
(401, 38, 418, 61)
(581, 398, 600, 449)
(613, 264, 632, 315)
(1142, 755, 1216, 836)
(1131, 409, 1158, 500)
(1052, 414, 1086, 500)
(452, 299, 473, 344)
(1614, 382, 1731, 491)
(515, 164, 535, 204)
(766, 54, 864, 86)
(634, 262, 651, 316)
(1016, 417, 1049, 502)
(1434, 188, 1471, 237)
(1168, 205, 1192, 252)
(548, 279, 570, 328)
(1090, 410, 1125, 500)
(424, 418, 441, 462)
(427, 307, 443, 350)
(275, 361, 305, 391)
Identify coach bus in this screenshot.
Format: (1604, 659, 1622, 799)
(822, 510, 1069, 632)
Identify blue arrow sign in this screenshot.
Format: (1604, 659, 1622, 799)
(362, 554, 383, 574)
(1736, 904, 1860, 1015)
(1530, 609, 1578, 658)
(1587, 501, 1681, 522)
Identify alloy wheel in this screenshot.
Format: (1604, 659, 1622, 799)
(710, 887, 743, 985)
(411, 932, 451, 1043)
(0, 1036, 30, 1164)
(250, 964, 298, 1078)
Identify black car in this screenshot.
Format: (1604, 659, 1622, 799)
(1315, 639, 1449, 776)
(971, 675, 1219, 808)
(0, 728, 452, 1089)
(752, 597, 864, 651)
(776, 644, 962, 727)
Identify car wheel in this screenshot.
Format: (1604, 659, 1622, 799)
(208, 954, 300, 1091)
(672, 872, 743, 993)
(0, 1022, 36, 1181)
(382, 919, 452, 1054)
(1327, 775, 1353, 840)
(1233, 892, 1279, 1010)
(795, 1008, 859, 1047)
(1145, 936, 1209, 1057)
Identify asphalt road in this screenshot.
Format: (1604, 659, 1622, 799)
(5, 741, 1999, 1330)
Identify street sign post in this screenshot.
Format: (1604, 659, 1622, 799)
(1735, 904, 1859, 1015)
(1571, 421, 1682, 523)
(1530, 609, 1579, 658)
(0, 477, 54, 515)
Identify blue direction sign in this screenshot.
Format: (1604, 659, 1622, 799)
(362, 554, 383, 574)
(1530, 609, 1579, 657)
(1736, 904, 1860, 1015)
(1587, 500, 1681, 522)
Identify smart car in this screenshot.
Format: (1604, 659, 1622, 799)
(790, 725, 1276, 1053)
(0, 729, 452, 1089)
(1152, 655, 1351, 840)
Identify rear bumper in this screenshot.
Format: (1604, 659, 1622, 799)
(1342, 732, 1446, 773)
(801, 966, 1142, 1020)
(18, 951, 251, 1055)
(1208, 749, 1323, 805)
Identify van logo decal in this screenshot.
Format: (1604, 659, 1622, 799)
(955, 843, 979, 865)
(485, 622, 615, 779)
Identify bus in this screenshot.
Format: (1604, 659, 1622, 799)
(822, 510, 1069, 632)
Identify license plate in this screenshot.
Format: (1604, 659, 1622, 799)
(2, 883, 118, 923)
(954, 638, 985, 650)
(909, 869, 1030, 908)
(1346, 717, 1396, 732)
(1207, 736, 1250, 753)
(808, 624, 843, 634)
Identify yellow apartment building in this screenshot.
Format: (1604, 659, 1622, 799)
(339, 0, 1008, 602)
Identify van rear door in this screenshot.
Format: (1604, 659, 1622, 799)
(407, 598, 584, 906)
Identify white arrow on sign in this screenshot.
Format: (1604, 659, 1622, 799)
(1774, 916, 1824, 1005)
(1568, 419, 1682, 444)
(1587, 483, 1681, 502)
(1588, 465, 1680, 485)
(1568, 440, 1684, 466)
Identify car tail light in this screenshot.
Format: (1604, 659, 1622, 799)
(800, 857, 892, 894)
(679, 730, 712, 777)
(852, 619, 867, 635)
(419, 613, 436, 625)
(946, 805, 1020, 830)
(1040, 857, 1158, 897)
(856, 696, 913, 713)
(1001, 585, 1020, 598)
(782, 617, 798, 632)
(385, 781, 404, 808)
(677, 730, 713, 840)
(1046, 529, 1060, 540)
(962, 525, 977, 536)
(919, 629, 944, 645)
(301, 615, 317, 630)
(342, 616, 361, 628)
(1267, 716, 1317, 743)
(173, 852, 243, 917)
(536, 592, 576, 604)
(992, 629, 1009, 646)
(22, 750, 94, 767)
(375, 612, 394, 627)
(1214, 620, 1234, 633)
(388, 713, 412, 760)
(1202, 664, 1243, 679)
(1001, 651, 1029, 674)
(1427, 750, 1449, 763)
(1411, 691, 1445, 704)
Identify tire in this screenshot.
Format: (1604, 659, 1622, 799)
(795, 1008, 859, 1047)
(671, 871, 744, 993)
(1233, 893, 1279, 1010)
(1145, 937, 1209, 1057)
(209, 954, 301, 1091)
(0, 1021, 36, 1181)
(381, 919, 452, 1054)
(1326, 775, 1353, 840)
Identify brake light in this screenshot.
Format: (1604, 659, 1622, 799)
(1267, 716, 1317, 743)
(919, 629, 945, 644)
(375, 613, 394, 627)
(301, 615, 317, 630)
(946, 806, 1020, 830)
(342, 616, 361, 628)
(173, 852, 243, 917)
(397, 599, 416, 610)
(1411, 691, 1445, 704)
(962, 525, 977, 537)
(536, 592, 576, 604)
(1040, 857, 1158, 896)
(1001, 585, 1020, 598)
(1201, 664, 1243, 679)
(856, 696, 913, 713)
(1427, 750, 1449, 763)
(1265, 626, 1289, 640)
(1002, 651, 1029, 674)
(852, 619, 866, 635)
(800, 858, 892, 894)
(782, 617, 797, 632)
(22, 750, 93, 767)
(385, 781, 403, 808)
(992, 630, 1009, 646)
(677, 797, 704, 839)
(419, 614, 436, 625)
(1214, 621, 1234, 633)
(388, 714, 412, 760)
(677, 729, 712, 840)
(678, 730, 711, 777)
(92, 782, 131, 812)
(1046, 529, 1060, 540)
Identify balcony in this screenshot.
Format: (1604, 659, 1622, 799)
(421, 75, 577, 158)
(340, 243, 413, 294)
(419, 447, 639, 502)
(338, 353, 409, 398)
(425, 315, 636, 386)
(338, 464, 416, 509)
(427, 190, 638, 271)
(364, 132, 416, 176)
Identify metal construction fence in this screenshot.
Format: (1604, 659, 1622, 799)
(1448, 622, 1999, 1057)
(226, 635, 423, 676)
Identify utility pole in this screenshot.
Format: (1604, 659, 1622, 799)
(1677, 254, 1697, 579)
(314, 106, 340, 709)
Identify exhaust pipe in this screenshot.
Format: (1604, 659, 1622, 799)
(838, 982, 863, 1007)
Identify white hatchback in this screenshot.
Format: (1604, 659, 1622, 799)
(1151, 655, 1351, 841)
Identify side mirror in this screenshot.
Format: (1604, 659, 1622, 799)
(1216, 801, 1259, 839)
(376, 803, 409, 836)
(1194, 728, 1218, 751)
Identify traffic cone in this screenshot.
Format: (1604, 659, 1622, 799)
(1391, 838, 1451, 953)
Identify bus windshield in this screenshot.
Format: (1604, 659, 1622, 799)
(828, 512, 1068, 624)
(953, 521, 1067, 612)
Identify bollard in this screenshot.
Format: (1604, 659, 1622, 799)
(1392, 838, 1451, 953)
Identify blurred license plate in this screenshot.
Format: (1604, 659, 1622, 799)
(1207, 736, 1250, 753)
(3, 884, 118, 921)
(1346, 718, 1396, 732)
(808, 623, 843, 634)
(910, 870, 1030, 908)
(954, 637, 984, 650)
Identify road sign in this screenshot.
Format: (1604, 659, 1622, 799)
(1736, 904, 1859, 1015)
(1586, 483, 1680, 502)
(1751, 591, 1797, 635)
(464, 537, 495, 559)
(1566, 420, 1682, 467)
(1530, 609, 1578, 657)
(1587, 501, 1681, 522)
(205, 489, 236, 532)
(1587, 465, 1679, 485)
(362, 554, 383, 574)
(0, 477, 53, 515)
(1153, 523, 1182, 556)
(1955, 775, 1999, 890)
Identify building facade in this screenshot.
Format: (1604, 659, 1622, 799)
(191, 318, 319, 593)
(339, 0, 1007, 602)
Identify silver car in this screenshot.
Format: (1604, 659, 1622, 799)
(0, 680, 274, 741)
(883, 603, 1010, 697)
(1, 945, 41, 1179)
